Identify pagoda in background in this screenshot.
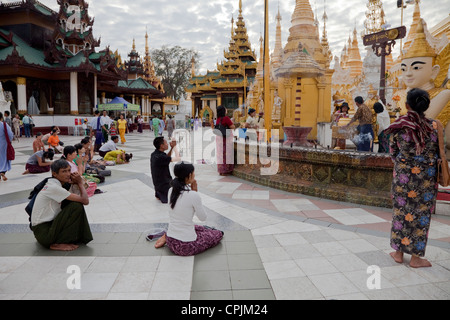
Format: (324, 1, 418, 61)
(186, 0, 257, 120)
(45, 0, 100, 64)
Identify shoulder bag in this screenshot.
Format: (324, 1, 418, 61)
(214, 117, 231, 137)
(436, 120, 450, 187)
(3, 122, 15, 161)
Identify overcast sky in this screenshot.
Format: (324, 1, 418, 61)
(9, 0, 450, 73)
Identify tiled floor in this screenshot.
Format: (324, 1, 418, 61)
(0, 130, 449, 300)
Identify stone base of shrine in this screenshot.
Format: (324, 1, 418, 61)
(232, 142, 394, 208)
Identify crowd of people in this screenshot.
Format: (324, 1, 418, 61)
(0, 88, 447, 267)
(0, 110, 137, 252)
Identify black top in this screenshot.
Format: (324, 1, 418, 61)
(150, 149, 172, 191)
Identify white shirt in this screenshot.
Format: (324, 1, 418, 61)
(89, 116, 107, 130)
(31, 179, 71, 226)
(377, 109, 391, 135)
(99, 139, 117, 152)
(166, 188, 207, 242)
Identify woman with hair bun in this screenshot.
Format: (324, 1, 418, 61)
(385, 88, 440, 268)
(154, 161, 223, 256)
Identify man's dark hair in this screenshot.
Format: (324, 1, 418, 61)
(94, 110, 100, 115)
(354, 96, 364, 105)
(153, 136, 165, 150)
(51, 159, 70, 174)
(5, 110, 10, 116)
(111, 135, 119, 141)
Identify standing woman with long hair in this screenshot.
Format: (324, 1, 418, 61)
(117, 114, 128, 145)
(154, 162, 223, 256)
(385, 88, 440, 268)
(212, 106, 235, 175)
(0, 112, 14, 181)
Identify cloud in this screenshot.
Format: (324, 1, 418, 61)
(17, 0, 449, 74)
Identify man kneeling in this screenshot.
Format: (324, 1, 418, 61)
(31, 159, 93, 251)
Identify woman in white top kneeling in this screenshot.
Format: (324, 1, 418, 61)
(155, 162, 223, 256)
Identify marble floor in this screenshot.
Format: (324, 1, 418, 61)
(0, 129, 449, 300)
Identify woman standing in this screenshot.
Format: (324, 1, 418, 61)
(12, 114, 20, 141)
(385, 88, 440, 268)
(166, 115, 175, 139)
(137, 115, 143, 133)
(117, 114, 128, 144)
(212, 106, 235, 176)
(154, 162, 223, 256)
(0, 112, 14, 181)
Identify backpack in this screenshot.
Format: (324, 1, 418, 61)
(25, 178, 71, 230)
(214, 117, 231, 137)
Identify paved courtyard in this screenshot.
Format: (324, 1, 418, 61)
(0, 129, 449, 300)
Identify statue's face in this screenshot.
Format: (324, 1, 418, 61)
(401, 56, 439, 89)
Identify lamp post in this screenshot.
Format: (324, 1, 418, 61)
(263, 0, 271, 140)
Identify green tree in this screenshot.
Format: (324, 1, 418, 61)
(151, 46, 199, 101)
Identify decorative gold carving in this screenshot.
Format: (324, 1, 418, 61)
(17, 77, 26, 85)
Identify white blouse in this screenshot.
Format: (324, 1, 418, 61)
(166, 188, 207, 242)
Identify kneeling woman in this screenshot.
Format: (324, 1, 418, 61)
(23, 149, 54, 175)
(155, 162, 223, 256)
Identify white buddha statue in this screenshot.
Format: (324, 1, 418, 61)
(396, 19, 450, 154)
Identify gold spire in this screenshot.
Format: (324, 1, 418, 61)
(402, 0, 422, 54)
(132, 38, 136, 51)
(403, 18, 436, 59)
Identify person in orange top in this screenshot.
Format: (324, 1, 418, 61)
(47, 129, 63, 153)
(117, 114, 128, 144)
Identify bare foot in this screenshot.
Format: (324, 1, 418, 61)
(50, 244, 79, 251)
(410, 256, 432, 268)
(154, 234, 166, 248)
(390, 251, 404, 264)
(22, 170, 29, 175)
(1, 173, 7, 181)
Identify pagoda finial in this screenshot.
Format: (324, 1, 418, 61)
(145, 28, 149, 53)
(132, 38, 136, 51)
(276, 1, 282, 22)
(239, 0, 242, 14)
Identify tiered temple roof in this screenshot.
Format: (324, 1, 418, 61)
(186, 0, 256, 102)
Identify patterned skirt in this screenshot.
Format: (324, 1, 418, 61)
(166, 225, 223, 256)
(390, 158, 438, 257)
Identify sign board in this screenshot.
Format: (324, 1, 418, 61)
(363, 26, 407, 46)
(98, 104, 141, 112)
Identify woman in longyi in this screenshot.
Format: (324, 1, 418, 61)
(385, 88, 439, 268)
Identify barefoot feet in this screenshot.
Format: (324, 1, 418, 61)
(410, 256, 432, 268)
(390, 251, 432, 268)
(154, 234, 166, 248)
(390, 251, 404, 264)
(50, 244, 79, 251)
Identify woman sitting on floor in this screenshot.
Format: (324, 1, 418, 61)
(155, 161, 223, 256)
(23, 149, 54, 175)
